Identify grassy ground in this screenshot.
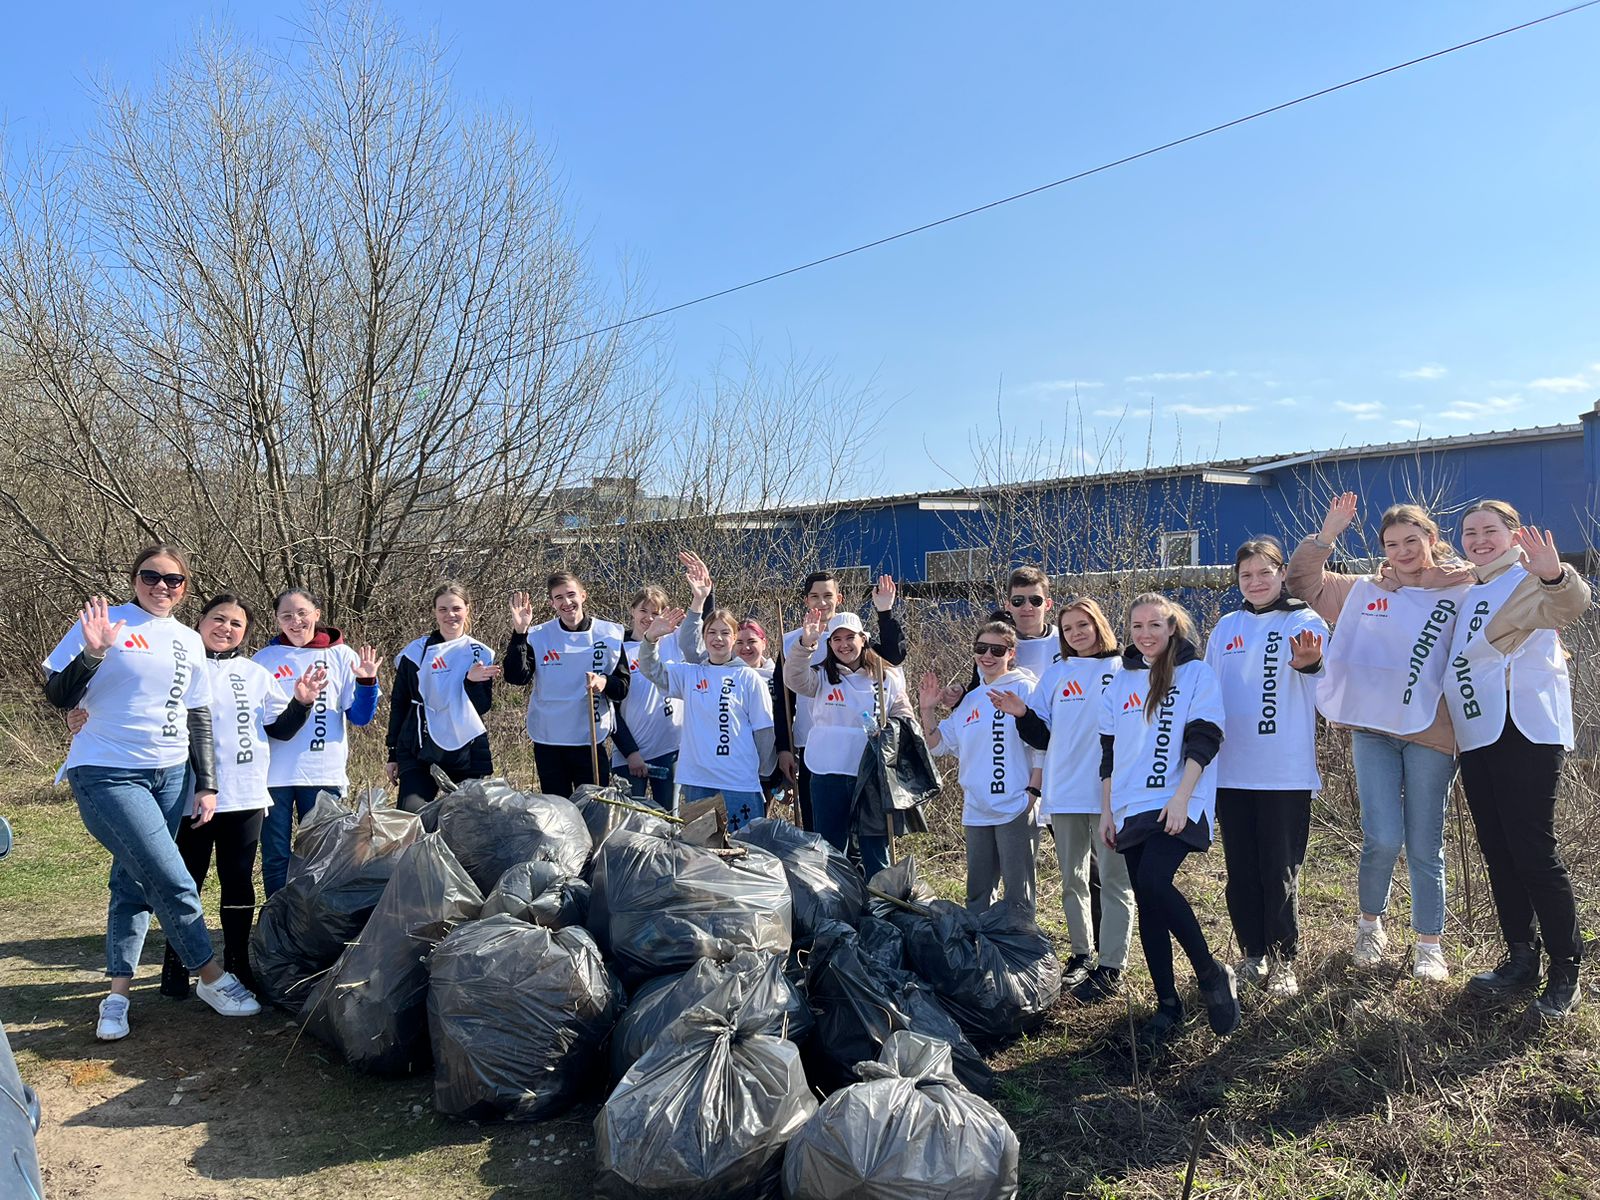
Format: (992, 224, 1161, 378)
(4, 774, 1600, 1199)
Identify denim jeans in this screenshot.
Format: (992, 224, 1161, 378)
(810, 771, 890, 882)
(624, 750, 679, 815)
(679, 784, 765, 834)
(1351, 730, 1456, 936)
(67, 764, 215, 978)
(262, 785, 340, 897)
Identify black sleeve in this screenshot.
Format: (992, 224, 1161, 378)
(1099, 733, 1115, 781)
(1181, 719, 1224, 769)
(264, 698, 311, 741)
(873, 608, 907, 666)
(188, 707, 218, 793)
(465, 674, 493, 716)
(612, 710, 640, 758)
(769, 672, 791, 754)
(502, 631, 534, 686)
(386, 658, 420, 753)
(702, 588, 716, 618)
(42, 652, 102, 709)
(602, 651, 631, 704)
(1015, 707, 1051, 751)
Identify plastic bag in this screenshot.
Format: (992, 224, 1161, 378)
(587, 828, 792, 984)
(434, 777, 591, 892)
(573, 781, 673, 864)
(732, 818, 866, 943)
(852, 716, 939, 837)
(250, 795, 422, 1012)
(302, 832, 483, 1074)
(426, 915, 622, 1121)
(781, 1031, 1019, 1200)
(480, 859, 591, 929)
(609, 950, 812, 1081)
(594, 998, 817, 1199)
(804, 919, 993, 1098)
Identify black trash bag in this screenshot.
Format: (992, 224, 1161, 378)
(609, 950, 813, 1081)
(864, 857, 936, 913)
(250, 796, 422, 1012)
(731, 818, 866, 943)
(852, 715, 940, 838)
(434, 776, 591, 893)
(587, 828, 792, 984)
(856, 914, 905, 974)
(573, 781, 673, 864)
(893, 900, 1063, 1047)
(426, 915, 622, 1121)
(594, 997, 817, 1199)
(782, 1030, 1019, 1200)
(804, 919, 993, 1098)
(301, 833, 483, 1074)
(481, 860, 591, 929)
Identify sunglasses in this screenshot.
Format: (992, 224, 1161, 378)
(1008, 595, 1045, 608)
(137, 570, 187, 588)
(973, 641, 1013, 657)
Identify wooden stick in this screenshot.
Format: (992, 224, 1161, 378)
(1179, 1112, 1212, 1199)
(586, 684, 601, 786)
(589, 790, 686, 825)
(865, 884, 932, 917)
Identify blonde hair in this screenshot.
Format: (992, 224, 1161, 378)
(1056, 596, 1118, 658)
(1461, 499, 1521, 532)
(628, 585, 669, 611)
(1378, 504, 1458, 563)
(432, 581, 473, 633)
(1126, 592, 1195, 723)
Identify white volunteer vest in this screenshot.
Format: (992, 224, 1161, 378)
(1031, 656, 1119, 816)
(1316, 580, 1469, 737)
(1207, 607, 1326, 792)
(613, 637, 683, 765)
(803, 668, 904, 777)
(1013, 630, 1061, 679)
(1099, 658, 1223, 829)
(1444, 564, 1574, 752)
(524, 618, 625, 746)
(399, 635, 494, 752)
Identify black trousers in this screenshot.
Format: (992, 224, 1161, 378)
(1460, 719, 1581, 962)
(1122, 832, 1217, 1002)
(396, 752, 489, 813)
(176, 808, 265, 979)
(796, 752, 814, 833)
(1217, 787, 1312, 960)
(533, 742, 610, 798)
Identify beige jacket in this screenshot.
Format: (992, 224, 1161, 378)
(1286, 537, 1474, 755)
(1461, 545, 1591, 651)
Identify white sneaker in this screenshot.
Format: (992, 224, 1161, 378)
(1266, 961, 1300, 998)
(96, 994, 130, 1041)
(1413, 943, 1450, 983)
(1354, 919, 1388, 967)
(196, 971, 261, 1017)
(1236, 956, 1270, 988)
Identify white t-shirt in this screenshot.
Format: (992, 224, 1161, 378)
(1100, 656, 1224, 830)
(1028, 655, 1120, 816)
(203, 656, 292, 813)
(252, 641, 366, 788)
(781, 627, 827, 749)
(935, 667, 1041, 827)
(45, 603, 212, 772)
(523, 618, 626, 746)
(660, 659, 775, 792)
(800, 667, 908, 778)
(397, 634, 495, 752)
(612, 637, 683, 765)
(1013, 628, 1062, 679)
(1205, 606, 1327, 792)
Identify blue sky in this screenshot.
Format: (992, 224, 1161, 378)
(3, 2, 1597, 496)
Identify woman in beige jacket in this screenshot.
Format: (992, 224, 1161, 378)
(1447, 500, 1590, 1018)
(1288, 493, 1474, 981)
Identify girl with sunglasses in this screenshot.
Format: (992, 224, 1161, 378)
(1100, 593, 1236, 1045)
(918, 621, 1044, 925)
(43, 545, 262, 1040)
(253, 588, 382, 896)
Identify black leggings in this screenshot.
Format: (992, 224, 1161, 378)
(532, 742, 610, 798)
(176, 808, 265, 976)
(1122, 832, 1217, 1002)
(396, 756, 488, 813)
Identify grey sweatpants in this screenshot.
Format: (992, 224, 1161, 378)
(1051, 811, 1135, 970)
(965, 808, 1041, 925)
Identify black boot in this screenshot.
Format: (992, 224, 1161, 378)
(1074, 964, 1124, 1003)
(1135, 998, 1188, 1049)
(1198, 960, 1241, 1036)
(160, 944, 190, 999)
(1531, 957, 1581, 1021)
(1061, 953, 1093, 990)
(1467, 940, 1542, 998)
(221, 906, 257, 994)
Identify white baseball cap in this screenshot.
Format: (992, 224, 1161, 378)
(826, 612, 865, 637)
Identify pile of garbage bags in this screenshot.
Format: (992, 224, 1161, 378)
(481, 860, 590, 929)
(731, 818, 866, 943)
(434, 777, 591, 891)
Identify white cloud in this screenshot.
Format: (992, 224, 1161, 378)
(1125, 370, 1216, 384)
(1334, 400, 1384, 415)
(1398, 364, 1448, 381)
(1022, 378, 1104, 394)
(1391, 419, 1423, 429)
(1167, 403, 1254, 417)
(1271, 397, 1300, 407)
(1440, 394, 1526, 422)
(1091, 407, 1127, 418)
(1527, 375, 1591, 394)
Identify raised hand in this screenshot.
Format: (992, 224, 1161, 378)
(917, 671, 944, 710)
(1318, 492, 1358, 542)
(872, 574, 897, 612)
(987, 687, 1027, 717)
(293, 664, 329, 705)
(509, 590, 535, 634)
(679, 551, 713, 604)
(356, 645, 381, 681)
(65, 707, 89, 735)
(799, 607, 827, 650)
(643, 607, 685, 643)
(1288, 630, 1324, 670)
(1516, 525, 1563, 582)
(80, 596, 126, 658)
(466, 662, 503, 683)
(938, 683, 962, 709)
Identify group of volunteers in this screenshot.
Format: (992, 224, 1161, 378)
(42, 490, 1588, 1051)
